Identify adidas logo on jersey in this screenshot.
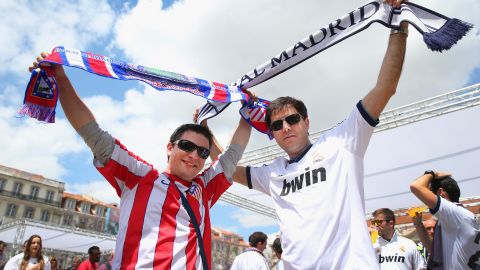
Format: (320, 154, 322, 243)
(280, 167, 326, 196)
(378, 254, 406, 263)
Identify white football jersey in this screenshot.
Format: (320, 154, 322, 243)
(248, 103, 379, 269)
(373, 231, 426, 270)
(433, 197, 480, 269)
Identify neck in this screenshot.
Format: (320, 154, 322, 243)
(163, 169, 193, 183)
(288, 141, 312, 160)
(383, 231, 394, 242)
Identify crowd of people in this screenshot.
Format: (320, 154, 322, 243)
(4, 0, 477, 269)
(0, 239, 112, 270)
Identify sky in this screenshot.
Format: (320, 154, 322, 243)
(1, 0, 479, 242)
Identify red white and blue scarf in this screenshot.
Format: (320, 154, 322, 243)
(20, 0, 472, 138)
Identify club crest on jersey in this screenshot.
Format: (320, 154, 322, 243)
(188, 184, 202, 201)
(280, 166, 326, 196)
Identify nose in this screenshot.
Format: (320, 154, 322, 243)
(282, 121, 292, 132)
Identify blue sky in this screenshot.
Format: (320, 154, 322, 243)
(1, 0, 479, 242)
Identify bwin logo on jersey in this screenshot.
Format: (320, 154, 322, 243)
(378, 254, 406, 263)
(280, 167, 326, 196)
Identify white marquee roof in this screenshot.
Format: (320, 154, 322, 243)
(0, 219, 115, 253)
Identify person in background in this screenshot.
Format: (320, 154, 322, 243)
(371, 208, 425, 270)
(4, 235, 51, 270)
(231, 232, 269, 270)
(77, 246, 100, 270)
(48, 257, 58, 270)
(410, 171, 480, 269)
(272, 238, 284, 270)
(412, 212, 436, 260)
(0, 241, 8, 270)
(66, 256, 81, 270)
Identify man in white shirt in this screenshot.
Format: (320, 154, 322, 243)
(203, 6, 409, 269)
(231, 232, 269, 270)
(410, 171, 480, 269)
(371, 208, 425, 270)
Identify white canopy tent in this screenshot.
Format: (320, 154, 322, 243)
(0, 219, 116, 253)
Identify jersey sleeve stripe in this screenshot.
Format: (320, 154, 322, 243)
(356, 100, 380, 127)
(246, 166, 253, 189)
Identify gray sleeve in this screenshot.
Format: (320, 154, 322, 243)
(218, 144, 245, 179)
(77, 121, 115, 165)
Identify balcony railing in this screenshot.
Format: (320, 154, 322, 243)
(0, 189, 61, 207)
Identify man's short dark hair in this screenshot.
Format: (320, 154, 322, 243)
(248, 232, 268, 248)
(272, 238, 282, 254)
(265, 96, 308, 128)
(169, 124, 213, 148)
(430, 176, 461, 202)
(88, 246, 100, 255)
(372, 208, 396, 224)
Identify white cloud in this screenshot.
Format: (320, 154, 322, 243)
(112, 0, 480, 144)
(0, 0, 116, 77)
(67, 180, 120, 204)
(231, 208, 278, 228)
(0, 84, 84, 178)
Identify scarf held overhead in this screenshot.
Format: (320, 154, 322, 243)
(20, 0, 472, 138)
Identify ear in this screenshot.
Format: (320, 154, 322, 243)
(304, 116, 310, 130)
(167, 142, 174, 157)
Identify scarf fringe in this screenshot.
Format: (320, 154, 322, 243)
(18, 102, 56, 123)
(423, 18, 473, 52)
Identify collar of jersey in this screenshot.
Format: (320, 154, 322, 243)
(288, 142, 313, 164)
(162, 171, 193, 187)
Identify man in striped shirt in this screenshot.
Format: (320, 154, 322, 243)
(30, 53, 252, 270)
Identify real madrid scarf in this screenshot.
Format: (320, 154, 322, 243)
(20, 0, 472, 138)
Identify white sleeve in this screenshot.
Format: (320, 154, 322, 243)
(247, 164, 272, 196)
(435, 197, 467, 232)
(327, 101, 376, 156)
(3, 255, 20, 270)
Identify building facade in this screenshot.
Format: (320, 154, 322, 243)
(211, 227, 249, 270)
(0, 165, 65, 226)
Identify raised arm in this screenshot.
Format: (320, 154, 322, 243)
(30, 52, 96, 131)
(30, 53, 114, 165)
(361, 20, 408, 119)
(196, 112, 250, 186)
(412, 212, 433, 253)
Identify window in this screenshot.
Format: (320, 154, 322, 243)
(24, 207, 35, 219)
(30, 186, 39, 200)
(40, 210, 50, 222)
(13, 182, 23, 196)
(82, 203, 90, 213)
(79, 217, 88, 228)
(0, 178, 6, 192)
(63, 214, 73, 226)
(66, 199, 76, 209)
(97, 207, 104, 216)
(5, 204, 17, 217)
(46, 190, 54, 203)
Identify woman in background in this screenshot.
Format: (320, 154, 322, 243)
(4, 235, 50, 270)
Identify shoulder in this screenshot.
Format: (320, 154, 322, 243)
(397, 235, 417, 247)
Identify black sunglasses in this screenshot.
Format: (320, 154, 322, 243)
(270, 113, 303, 131)
(173, 139, 210, 159)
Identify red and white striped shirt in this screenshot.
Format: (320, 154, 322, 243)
(96, 139, 231, 270)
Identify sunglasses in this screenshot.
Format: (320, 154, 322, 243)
(270, 113, 303, 131)
(173, 139, 210, 159)
(371, 220, 390, 226)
